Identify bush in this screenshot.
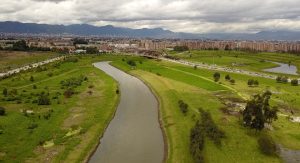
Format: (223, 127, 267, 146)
(33, 85, 37, 89)
(127, 60, 136, 67)
(3, 88, 8, 96)
(0, 107, 6, 116)
(173, 46, 189, 52)
(291, 79, 298, 86)
(64, 88, 74, 98)
(276, 76, 282, 83)
(230, 79, 235, 85)
(37, 93, 51, 105)
(258, 135, 277, 156)
(47, 72, 53, 77)
(213, 72, 221, 82)
(178, 100, 189, 115)
(30, 76, 34, 82)
(27, 123, 38, 129)
(225, 74, 231, 81)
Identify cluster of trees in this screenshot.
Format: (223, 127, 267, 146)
(225, 74, 235, 85)
(1, 40, 50, 52)
(247, 79, 259, 87)
(37, 92, 51, 105)
(276, 76, 289, 83)
(73, 38, 88, 45)
(178, 100, 189, 115)
(190, 109, 225, 162)
(173, 46, 189, 52)
(242, 91, 278, 131)
(276, 76, 298, 86)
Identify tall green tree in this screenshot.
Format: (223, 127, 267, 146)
(242, 91, 278, 131)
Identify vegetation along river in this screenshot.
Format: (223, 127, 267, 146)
(89, 62, 164, 163)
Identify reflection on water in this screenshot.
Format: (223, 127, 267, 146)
(264, 61, 298, 75)
(89, 62, 164, 163)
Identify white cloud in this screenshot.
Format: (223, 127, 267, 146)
(0, 0, 299, 33)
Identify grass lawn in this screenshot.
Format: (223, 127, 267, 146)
(0, 51, 61, 73)
(111, 57, 286, 162)
(167, 50, 300, 76)
(0, 55, 119, 162)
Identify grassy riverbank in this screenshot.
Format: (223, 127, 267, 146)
(0, 55, 119, 162)
(112, 56, 300, 162)
(167, 50, 300, 75)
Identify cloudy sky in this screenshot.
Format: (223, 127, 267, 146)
(1, 0, 300, 33)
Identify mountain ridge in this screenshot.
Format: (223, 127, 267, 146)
(0, 21, 300, 40)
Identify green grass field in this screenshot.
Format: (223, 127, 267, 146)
(167, 50, 300, 76)
(112, 56, 300, 162)
(0, 51, 61, 73)
(1, 52, 300, 163)
(0, 55, 119, 162)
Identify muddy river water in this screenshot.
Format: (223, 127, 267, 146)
(89, 62, 164, 163)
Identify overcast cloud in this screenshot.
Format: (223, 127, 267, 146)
(0, 0, 300, 33)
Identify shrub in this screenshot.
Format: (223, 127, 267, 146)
(276, 76, 282, 83)
(37, 93, 51, 105)
(230, 79, 235, 85)
(178, 100, 189, 115)
(213, 72, 221, 82)
(173, 45, 189, 52)
(127, 60, 136, 67)
(291, 79, 298, 86)
(64, 88, 74, 98)
(0, 107, 6, 116)
(47, 72, 53, 77)
(33, 85, 37, 89)
(27, 123, 38, 129)
(225, 74, 231, 81)
(3, 88, 8, 96)
(253, 80, 259, 86)
(258, 135, 277, 156)
(30, 76, 34, 82)
(281, 76, 288, 83)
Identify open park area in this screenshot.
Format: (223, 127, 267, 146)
(1, 50, 300, 162)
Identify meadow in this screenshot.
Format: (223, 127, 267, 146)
(0, 51, 60, 73)
(111, 55, 300, 162)
(0, 55, 119, 162)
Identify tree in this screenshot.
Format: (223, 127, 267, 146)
(12, 40, 29, 51)
(253, 80, 259, 87)
(276, 76, 282, 83)
(30, 76, 34, 82)
(173, 46, 189, 52)
(281, 76, 288, 83)
(0, 107, 5, 116)
(225, 74, 231, 81)
(213, 72, 221, 82)
(3, 88, 8, 96)
(242, 91, 278, 131)
(230, 79, 235, 85)
(178, 100, 189, 115)
(86, 47, 98, 54)
(247, 79, 254, 87)
(291, 79, 298, 86)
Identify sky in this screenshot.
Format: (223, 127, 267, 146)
(0, 0, 300, 33)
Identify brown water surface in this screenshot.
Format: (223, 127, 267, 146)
(89, 62, 164, 163)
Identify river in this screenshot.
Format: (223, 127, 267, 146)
(89, 62, 164, 163)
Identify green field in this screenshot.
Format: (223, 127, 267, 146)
(167, 50, 300, 76)
(1, 51, 300, 163)
(0, 51, 61, 73)
(112, 56, 300, 162)
(0, 55, 119, 162)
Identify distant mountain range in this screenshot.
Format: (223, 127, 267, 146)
(1, 21, 300, 41)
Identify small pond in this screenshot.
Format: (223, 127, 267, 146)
(264, 61, 298, 75)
